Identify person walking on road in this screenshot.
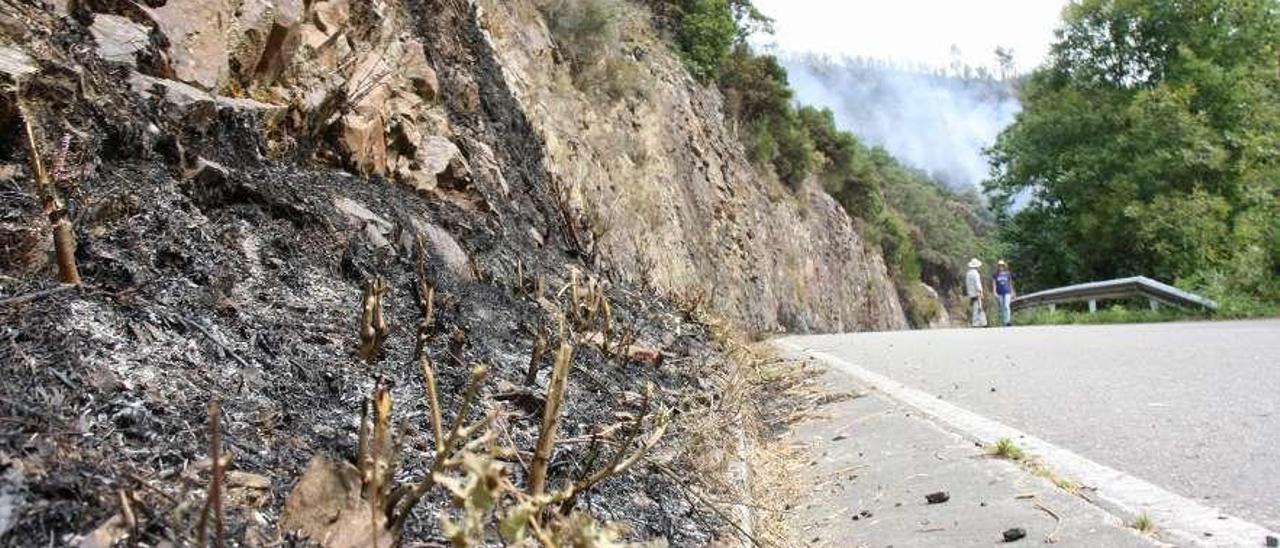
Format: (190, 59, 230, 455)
(965, 258, 988, 327)
(992, 260, 1016, 326)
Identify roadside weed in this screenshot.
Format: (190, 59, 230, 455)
(991, 438, 1026, 461)
(1133, 513, 1156, 534)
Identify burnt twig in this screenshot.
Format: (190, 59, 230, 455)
(387, 365, 490, 530)
(523, 324, 548, 386)
(118, 489, 137, 531)
(366, 387, 393, 547)
(358, 278, 390, 363)
(18, 103, 80, 285)
(447, 328, 467, 369)
(560, 383, 669, 513)
(196, 400, 225, 547)
(1035, 501, 1063, 543)
(0, 284, 79, 308)
(180, 317, 252, 370)
(413, 236, 435, 358)
(654, 464, 763, 548)
(420, 356, 445, 454)
(530, 342, 573, 496)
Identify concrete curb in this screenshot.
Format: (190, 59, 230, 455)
(727, 425, 757, 546)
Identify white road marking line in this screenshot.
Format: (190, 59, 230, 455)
(775, 338, 1278, 548)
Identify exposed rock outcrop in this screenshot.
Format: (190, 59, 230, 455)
(87, 14, 149, 67)
(141, 0, 234, 90)
(471, 0, 906, 332)
(88, 0, 458, 194)
(919, 282, 954, 329)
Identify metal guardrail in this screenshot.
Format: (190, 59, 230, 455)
(1011, 276, 1218, 312)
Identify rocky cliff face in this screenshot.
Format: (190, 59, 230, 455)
(472, 0, 907, 333)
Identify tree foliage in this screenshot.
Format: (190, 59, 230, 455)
(986, 0, 1280, 302)
(718, 44, 816, 187)
(674, 0, 737, 81)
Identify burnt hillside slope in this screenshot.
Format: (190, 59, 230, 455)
(1, 0, 905, 544)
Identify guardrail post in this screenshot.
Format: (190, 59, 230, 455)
(1088, 299, 1097, 313)
(1149, 298, 1159, 311)
(1048, 303, 1056, 312)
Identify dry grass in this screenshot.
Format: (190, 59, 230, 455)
(662, 310, 838, 547)
(749, 439, 809, 545)
(657, 317, 759, 531)
(537, 0, 651, 101)
(742, 348, 834, 542)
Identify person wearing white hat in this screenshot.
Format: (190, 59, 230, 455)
(964, 258, 988, 327)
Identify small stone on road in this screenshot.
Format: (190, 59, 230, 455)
(1003, 527, 1027, 542)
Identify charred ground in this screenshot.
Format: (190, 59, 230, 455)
(0, 2, 746, 544)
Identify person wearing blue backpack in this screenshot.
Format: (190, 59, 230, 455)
(991, 260, 1016, 326)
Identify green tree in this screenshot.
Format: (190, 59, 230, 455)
(1125, 189, 1233, 282)
(717, 45, 816, 187)
(797, 106, 881, 214)
(985, 0, 1280, 297)
(726, 0, 773, 39)
(675, 0, 737, 81)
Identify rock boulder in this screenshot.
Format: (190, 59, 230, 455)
(141, 0, 233, 91)
(88, 14, 150, 67)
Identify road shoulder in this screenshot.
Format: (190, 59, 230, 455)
(767, 362, 1161, 547)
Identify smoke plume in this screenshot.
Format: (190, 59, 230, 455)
(782, 55, 1020, 190)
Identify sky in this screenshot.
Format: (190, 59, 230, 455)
(750, 0, 1068, 73)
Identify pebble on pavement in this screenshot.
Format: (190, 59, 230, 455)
(1003, 527, 1027, 542)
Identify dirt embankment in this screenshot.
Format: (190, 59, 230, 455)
(1, 0, 905, 544)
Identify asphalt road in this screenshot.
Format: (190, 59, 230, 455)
(782, 320, 1280, 531)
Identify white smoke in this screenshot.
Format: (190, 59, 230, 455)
(782, 55, 1020, 190)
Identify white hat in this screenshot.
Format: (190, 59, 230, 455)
(968, 258, 983, 268)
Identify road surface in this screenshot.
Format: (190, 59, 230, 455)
(780, 320, 1280, 536)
